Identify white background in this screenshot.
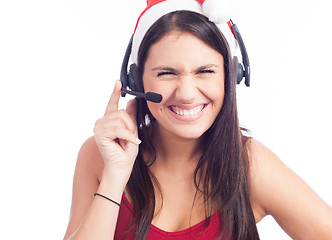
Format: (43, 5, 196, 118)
(0, 0, 331, 239)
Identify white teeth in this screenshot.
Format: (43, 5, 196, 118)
(171, 105, 204, 116)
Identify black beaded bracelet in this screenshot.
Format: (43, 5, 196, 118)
(94, 193, 121, 207)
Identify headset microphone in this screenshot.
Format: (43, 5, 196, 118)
(121, 87, 163, 103)
(120, 35, 163, 103)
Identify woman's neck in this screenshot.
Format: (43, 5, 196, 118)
(153, 124, 203, 169)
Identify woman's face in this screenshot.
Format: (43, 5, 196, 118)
(142, 30, 225, 140)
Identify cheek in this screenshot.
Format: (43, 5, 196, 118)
(202, 79, 225, 105)
(146, 102, 160, 118)
(208, 84, 224, 98)
(143, 77, 175, 103)
(145, 87, 173, 115)
(214, 76, 225, 102)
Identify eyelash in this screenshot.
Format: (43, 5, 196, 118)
(198, 69, 214, 74)
(157, 71, 174, 77)
(157, 69, 214, 77)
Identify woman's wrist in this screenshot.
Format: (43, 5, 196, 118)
(97, 167, 130, 202)
(103, 161, 133, 182)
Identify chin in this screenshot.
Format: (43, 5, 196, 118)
(161, 123, 210, 140)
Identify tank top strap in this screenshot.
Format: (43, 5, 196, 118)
(242, 136, 252, 144)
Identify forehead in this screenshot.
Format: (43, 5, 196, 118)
(152, 30, 210, 50)
(145, 30, 223, 66)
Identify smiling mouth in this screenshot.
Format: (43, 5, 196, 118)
(169, 105, 205, 116)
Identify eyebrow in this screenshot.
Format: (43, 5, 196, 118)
(151, 66, 177, 72)
(195, 64, 219, 72)
(151, 64, 220, 72)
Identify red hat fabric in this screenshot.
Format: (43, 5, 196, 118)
(131, 0, 237, 64)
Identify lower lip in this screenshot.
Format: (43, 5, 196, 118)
(167, 105, 207, 122)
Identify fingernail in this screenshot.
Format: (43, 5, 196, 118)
(134, 138, 141, 145)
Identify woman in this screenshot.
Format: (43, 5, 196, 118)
(64, 0, 332, 239)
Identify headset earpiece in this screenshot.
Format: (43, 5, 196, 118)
(128, 64, 142, 91)
(233, 56, 244, 84)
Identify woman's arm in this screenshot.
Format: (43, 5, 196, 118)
(63, 137, 126, 240)
(248, 139, 332, 240)
(63, 81, 140, 240)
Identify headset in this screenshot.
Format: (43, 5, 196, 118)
(120, 35, 163, 103)
(120, 19, 250, 103)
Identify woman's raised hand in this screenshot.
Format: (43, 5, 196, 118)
(94, 80, 141, 174)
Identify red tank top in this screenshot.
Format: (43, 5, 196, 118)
(114, 137, 250, 239)
(114, 193, 228, 240)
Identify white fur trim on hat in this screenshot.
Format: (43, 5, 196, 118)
(202, 0, 232, 24)
(131, 0, 238, 64)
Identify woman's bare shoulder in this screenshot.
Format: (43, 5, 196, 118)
(245, 138, 332, 239)
(77, 136, 104, 180)
(244, 138, 273, 222)
(245, 138, 298, 221)
(246, 138, 281, 178)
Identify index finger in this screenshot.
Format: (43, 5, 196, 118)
(104, 80, 122, 116)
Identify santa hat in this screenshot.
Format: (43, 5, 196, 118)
(131, 0, 238, 64)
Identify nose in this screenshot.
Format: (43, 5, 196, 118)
(174, 76, 197, 103)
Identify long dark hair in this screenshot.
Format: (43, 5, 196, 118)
(126, 11, 259, 240)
